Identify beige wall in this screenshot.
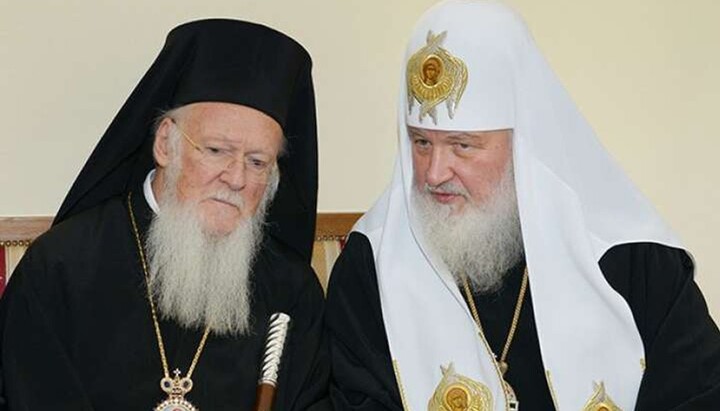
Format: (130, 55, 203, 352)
(1, 1, 719, 318)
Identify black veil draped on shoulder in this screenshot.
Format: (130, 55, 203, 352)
(54, 19, 318, 262)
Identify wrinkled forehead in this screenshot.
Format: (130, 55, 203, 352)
(172, 102, 286, 154)
(181, 102, 282, 131)
(404, 1, 529, 132)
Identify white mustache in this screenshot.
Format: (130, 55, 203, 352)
(208, 190, 245, 208)
(424, 182, 469, 198)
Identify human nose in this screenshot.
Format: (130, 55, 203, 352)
(219, 158, 246, 190)
(425, 149, 454, 187)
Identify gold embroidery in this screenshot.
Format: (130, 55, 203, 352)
(407, 30, 468, 124)
(582, 381, 622, 411)
(392, 360, 412, 411)
(544, 370, 560, 410)
(428, 363, 493, 411)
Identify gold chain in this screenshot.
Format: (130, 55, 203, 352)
(127, 192, 211, 380)
(462, 267, 528, 376)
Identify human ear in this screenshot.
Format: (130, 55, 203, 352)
(153, 118, 173, 168)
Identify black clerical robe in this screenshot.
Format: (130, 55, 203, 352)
(0, 191, 330, 410)
(326, 232, 720, 410)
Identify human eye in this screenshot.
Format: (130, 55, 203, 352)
(204, 146, 221, 154)
(205, 146, 233, 159)
(413, 138, 431, 151)
(246, 156, 269, 171)
(453, 142, 475, 155)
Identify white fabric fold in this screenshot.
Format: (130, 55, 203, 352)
(143, 169, 160, 214)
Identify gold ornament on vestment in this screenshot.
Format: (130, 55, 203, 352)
(407, 30, 468, 124)
(428, 363, 493, 411)
(581, 381, 623, 411)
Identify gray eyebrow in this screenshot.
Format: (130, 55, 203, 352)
(445, 133, 479, 141)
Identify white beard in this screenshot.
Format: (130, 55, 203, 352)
(145, 157, 277, 336)
(412, 164, 524, 294)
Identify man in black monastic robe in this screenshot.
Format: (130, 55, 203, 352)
(326, 2, 720, 410)
(0, 20, 329, 410)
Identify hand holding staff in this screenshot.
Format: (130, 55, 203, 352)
(253, 312, 291, 411)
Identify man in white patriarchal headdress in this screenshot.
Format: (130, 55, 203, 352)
(326, 1, 720, 410)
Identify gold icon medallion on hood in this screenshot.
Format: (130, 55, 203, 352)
(407, 30, 468, 125)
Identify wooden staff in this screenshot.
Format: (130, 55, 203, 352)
(252, 312, 291, 411)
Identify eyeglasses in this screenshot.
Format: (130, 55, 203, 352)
(169, 118, 276, 184)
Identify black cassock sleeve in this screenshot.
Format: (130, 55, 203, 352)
(273, 269, 333, 411)
(601, 243, 720, 410)
(0, 249, 95, 410)
(325, 233, 402, 410)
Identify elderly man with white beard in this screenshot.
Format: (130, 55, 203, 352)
(0, 20, 329, 411)
(146, 103, 283, 337)
(326, 1, 720, 410)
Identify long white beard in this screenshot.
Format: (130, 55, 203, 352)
(412, 164, 524, 294)
(146, 159, 277, 336)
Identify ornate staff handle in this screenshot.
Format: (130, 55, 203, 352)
(252, 312, 291, 411)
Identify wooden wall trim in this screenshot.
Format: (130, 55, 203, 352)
(0, 217, 53, 245)
(0, 213, 363, 244)
(315, 213, 363, 240)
